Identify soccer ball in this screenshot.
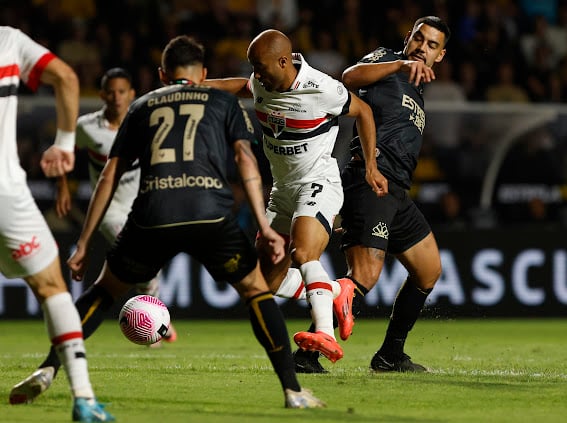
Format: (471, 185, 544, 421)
(119, 295, 170, 345)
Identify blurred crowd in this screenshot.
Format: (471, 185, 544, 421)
(3, 0, 567, 228)
(2, 0, 566, 101)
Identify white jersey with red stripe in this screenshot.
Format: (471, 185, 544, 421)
(248, 53, 350, 187)
(0, 27, 59, 278)
(77, 109, 140, 241)
(0, 26, 56, 195)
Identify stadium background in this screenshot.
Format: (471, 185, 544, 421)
(1, 0, 566, 318)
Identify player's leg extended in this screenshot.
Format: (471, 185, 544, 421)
(372, 232, 441, 372)
(10, 262, 131, 404)
(292, 238, 386, 373)
(235, 263, 325, 408)
(34, 281, 116, 377)
(10, 258, 103, 408)
(290, 216, 344, 362)
(102, 214, 177, 344)
(274, 267, 356, 341)
(135, 271, 177, 344)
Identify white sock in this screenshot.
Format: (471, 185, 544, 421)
(274, 268, 305, 299)
(275, 269, 341, 300)
(42, 292, 94, 399)
(300, 261, 335, 338)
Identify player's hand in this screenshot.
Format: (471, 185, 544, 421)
(56, 184, 72, 218)
(400, 60, 436, 86)
(67, 242, 89, 281)
(257, 227, 286, 264)
(366, 166, 388, 197)
(40, 146, 75, 177)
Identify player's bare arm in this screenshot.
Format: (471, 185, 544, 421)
(342, 60, 435, 90)
(342, 61, 400, 90)
(68, 157, 128, 280)
(234, 139, 285, 264)
(55, 175, 72, 218)
(346, 93, 388, 196)
(204, 77, 252, 98)
(39, 57, 79, 177)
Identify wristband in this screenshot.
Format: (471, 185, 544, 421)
(54, 129, 75, 152)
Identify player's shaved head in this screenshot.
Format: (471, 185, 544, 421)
(247, 29, 292, 62)
(246, 29, 297, 92)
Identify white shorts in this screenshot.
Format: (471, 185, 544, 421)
(266, 178, 343, 236)
(0, 187, 58, 279)
(99, 200, 130, 244)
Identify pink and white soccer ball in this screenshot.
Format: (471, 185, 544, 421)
(119, 295, 170, 345)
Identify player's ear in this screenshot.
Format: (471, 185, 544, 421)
(129, 88, 136, 100)
(200, 67, 208, 83)
(434, 49, 446, 63)
(403, 31, 411, 46)
(158, 67, 168, 85)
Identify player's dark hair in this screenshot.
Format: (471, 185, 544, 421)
(100, 67, 133, 90)
(161, 35, 205, 74)
(414, 16, 451, 45)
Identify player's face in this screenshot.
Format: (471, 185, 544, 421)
(100, 77, 135, 116)
(248, 53, 286, 92)
(404, 23, 446, 67)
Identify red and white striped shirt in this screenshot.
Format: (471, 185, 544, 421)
(248, 53, 350, 186)
(0, 26, 55, 194)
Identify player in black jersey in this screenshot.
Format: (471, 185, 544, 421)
(294, 16, 451, 373)
(14, 35, 325, 409)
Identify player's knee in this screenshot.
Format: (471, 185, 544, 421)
(431, 258, 443, 284)
(235, 266, 270, 299)
(351, 263, 382, 289)
(289, 247, 317, 266)
(25, 269, 68, 302)
(416, 262, 442, 291)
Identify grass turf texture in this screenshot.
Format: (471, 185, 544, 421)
(1, 318, 566, 422)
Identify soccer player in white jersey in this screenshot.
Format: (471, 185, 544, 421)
(207, 29, 388, 363)
(11, 68, 179, 405)
(1, 26, 115, 421)
(56, 68, 177, 345)
(57, 68, 141, 247)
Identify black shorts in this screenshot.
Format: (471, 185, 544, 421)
(106, 215, 258, 285)
(340, 166, 431, 254)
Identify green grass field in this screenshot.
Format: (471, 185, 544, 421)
(1, 318, 566, 422)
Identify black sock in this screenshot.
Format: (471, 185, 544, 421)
(349, 277, 368, 318)
(247, 292, 301, 392)
(39, 284, 114, 375)
(379, 279, 431, 358)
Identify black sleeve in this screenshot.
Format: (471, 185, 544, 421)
(109, 107, 143, 164)
(225, 97, 256, 146)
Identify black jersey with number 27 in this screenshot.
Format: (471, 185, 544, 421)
(110, 83, 255, 228)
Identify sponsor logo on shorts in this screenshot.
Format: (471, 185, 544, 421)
(223, 253, 242, 273)
(371, 222, 389, 239)
(11, 236, 40, 260)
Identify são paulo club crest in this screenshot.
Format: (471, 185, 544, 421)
(267, 110, 286, 138)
